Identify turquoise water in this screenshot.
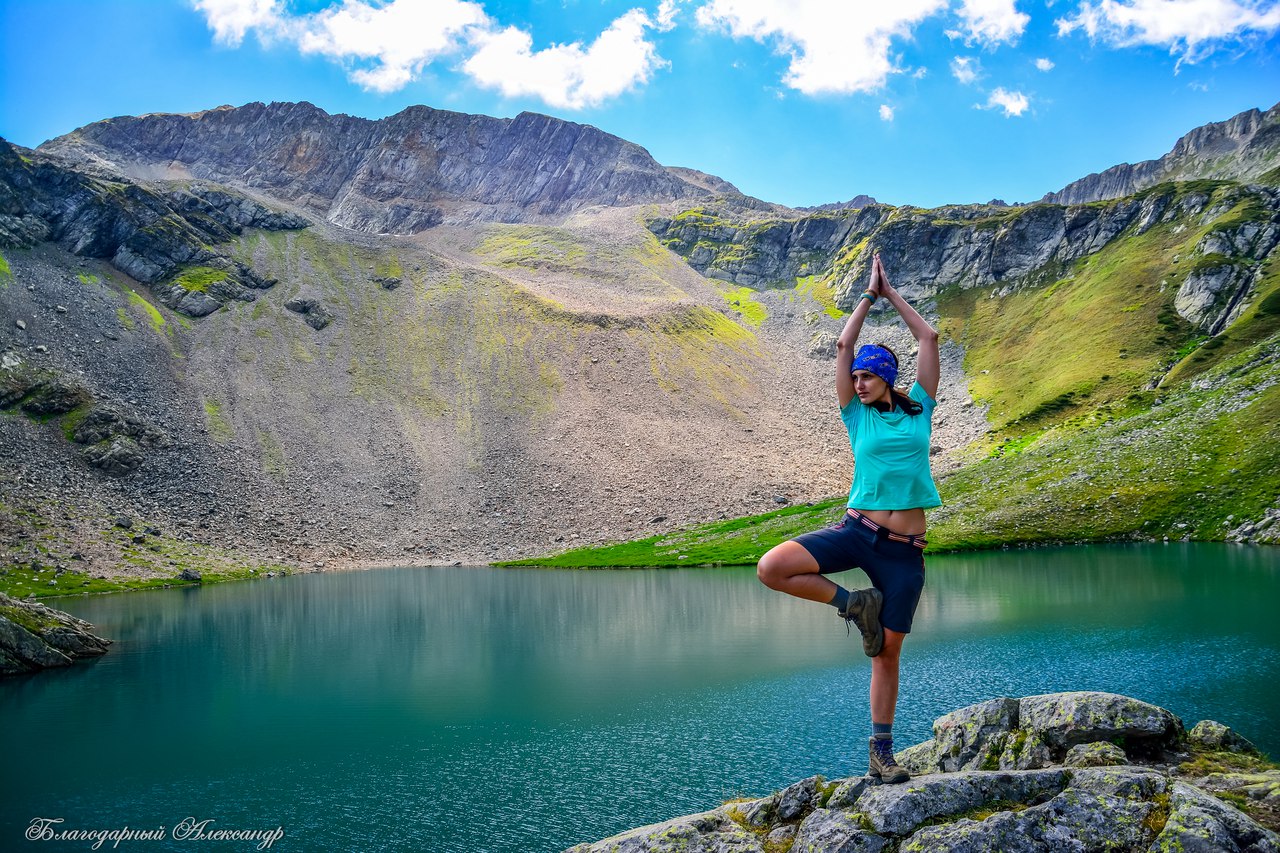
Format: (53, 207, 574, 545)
(2, 543, 1278, 852)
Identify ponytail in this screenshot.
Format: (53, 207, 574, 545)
(877, 345, 922, 416)
(891, 388, 923, 416)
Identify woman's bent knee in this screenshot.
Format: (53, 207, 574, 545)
(757, 542, 818, 589)
(756, 552, 783, 589)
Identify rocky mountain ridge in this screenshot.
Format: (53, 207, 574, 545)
(38, 101, 724, 234)
(1043, 101, 1280, 205)
(651, 182, 1280, 335)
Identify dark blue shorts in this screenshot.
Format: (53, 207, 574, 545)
(792, 511, 926, 633)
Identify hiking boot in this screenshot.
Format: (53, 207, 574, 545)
(839, 587, 884, 657)
(868, 737, 910, 784)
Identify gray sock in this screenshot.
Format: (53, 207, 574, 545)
(829, 586, 850, 612)
(873, 722, 892, 740)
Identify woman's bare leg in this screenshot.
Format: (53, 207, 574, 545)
(756, 540, 840, 603)
(870, 629, 905, 723)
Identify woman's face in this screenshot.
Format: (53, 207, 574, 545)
(852, 370, 890, 404)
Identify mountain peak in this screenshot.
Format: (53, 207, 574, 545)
(1041, 101, 1280, 205)
(39, 101, 707, 234)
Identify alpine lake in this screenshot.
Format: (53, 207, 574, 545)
(3, 542, 1278, 852)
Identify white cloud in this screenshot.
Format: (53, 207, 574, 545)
(192, 0, 669, 108)
(695, 0, 949, 95)
(981, 86, 1030, 115)
(293, 0, 489, 93)
(951, 55, 981, 83)
(1056, 0, 1280, 62)
(463, 9, 667, 109)
(1034, 56, 1055, 70)
(913, 66, 929, 78)
(192, 0, 282, 46)
(656, 0, 681, 30)
(879, 103, 895, 120)
(952, 0, 1030, 45)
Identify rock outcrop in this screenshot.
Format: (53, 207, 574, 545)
(0, 137, 305, 317)
(39, 101, 717, 233)
(651, 183, 1280, 333)
(0, 592, 111, 675)
(2, 349, 169, 476)
(1043, 102, 1280, 205)
(565, 692, 1280, 853)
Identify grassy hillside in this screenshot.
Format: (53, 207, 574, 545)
(504, 181, 1280, 567)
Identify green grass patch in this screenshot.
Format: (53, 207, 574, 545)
(126, 289, 166, 334)
(256, 427, 287, 480)
(77, 272, 100, 286)
(169, 265, 229, 293)
(1176, 747, 1276, 778)
(721, 285, 768, 326)
(795, 274, 843, 319)
(0, 250, 10, 280)
(475, 225, 588, 271)
(498, 500, 842, 567)
(937, 219, 1204, 437)
(203, 397, 234, 443)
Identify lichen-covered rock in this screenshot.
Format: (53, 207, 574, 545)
(1190, 720, 1258, 754)
(1193, 771, 1280, 807)
(1063, 741, 1128, 768)
(792, 809, 886, 853)
(284, 297, 334, 330)
(807, 331, 837, 359)
(853, 770, 1068, 836)
(81, 435, 146, 476)
(0, 592, 111, 676)
(927, 697, 1020, 772)
(566, 807, 764, 853)
(826, 778, 871, 810)
(777, 775, 824, 821)
(71, 403, 167, 448)
(1153, 781, 1280, 852)
(1017, 691, 1183, 755)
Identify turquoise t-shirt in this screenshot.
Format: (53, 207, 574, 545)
(839, 381, 942, 510)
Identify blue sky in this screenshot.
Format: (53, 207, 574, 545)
(2, 0, 1278, 208)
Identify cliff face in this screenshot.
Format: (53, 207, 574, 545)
(1043, 102, 1280, 205)
(0, 137, 306, 315)
(650, 183, 1280, 334)
(38, 102, 712, 233)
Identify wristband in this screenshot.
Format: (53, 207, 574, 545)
(860, 292, 877, 304)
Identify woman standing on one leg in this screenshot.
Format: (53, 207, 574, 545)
(757, 253, 941, 785)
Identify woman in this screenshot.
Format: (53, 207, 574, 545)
(757, 252, 940, 785)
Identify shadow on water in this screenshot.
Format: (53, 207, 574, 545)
(1, 543, 1277, 852)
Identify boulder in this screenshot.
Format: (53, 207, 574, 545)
(1063, 741, 1128, 767)
(1189, 720, 1258, 754)
(564, 693, 1279, 853)
(82, 435, 146, 476)
(0, 592, 111, 676)
(284, 297, 334, 330)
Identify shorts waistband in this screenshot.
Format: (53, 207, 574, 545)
(847, 509, 927, 549)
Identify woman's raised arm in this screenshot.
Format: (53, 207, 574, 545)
(876, 256, 939, 399)
(835, 260, 882, 408)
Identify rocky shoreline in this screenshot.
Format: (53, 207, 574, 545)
(0, 591, 110, 675)
(566, 692, 1280, 852)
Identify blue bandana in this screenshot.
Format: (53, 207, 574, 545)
(852, 345, 898, 387)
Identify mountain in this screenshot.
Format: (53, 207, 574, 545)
(40, 101, 715, 233)
(1042, 102, 1280, 205)
(2, 100, 1279, 597)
